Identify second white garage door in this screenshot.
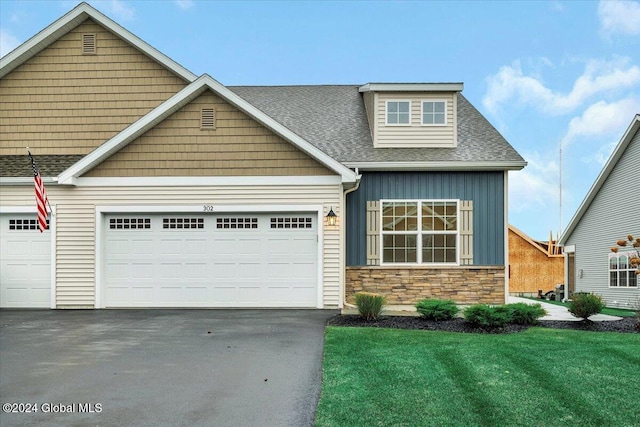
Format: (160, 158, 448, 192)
(103, 213, 318, 308)
(0, 214, 51, 308)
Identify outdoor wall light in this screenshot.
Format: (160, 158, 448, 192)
(578, 269, 583, 279)
(326, 207, 337, 226)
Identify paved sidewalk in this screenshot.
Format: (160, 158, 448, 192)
(508, 296, 622, 321)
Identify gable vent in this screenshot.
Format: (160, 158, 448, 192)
(82, 33, 96, 55)
(201, 108, 216, 129)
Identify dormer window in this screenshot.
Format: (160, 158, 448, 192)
(422, 101, 446, 125)
(386, 101, 410, 125)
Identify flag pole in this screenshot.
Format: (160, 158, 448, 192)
(26, 147, 53, 231)
(25, 146, 53, 214)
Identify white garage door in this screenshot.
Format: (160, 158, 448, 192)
(0, 214, 51, 308)
(103, 213, 318, 308)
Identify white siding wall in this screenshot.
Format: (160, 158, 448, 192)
(565, 129, 640, 306)
(375, 92, 456, 148)
(0, 184, 343, 308)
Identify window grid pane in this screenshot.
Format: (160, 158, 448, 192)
(387, 101, 410, 124)
(422, 101, 446, 125)
(381, 200, 458, 265)
(608, 252, 638, 287)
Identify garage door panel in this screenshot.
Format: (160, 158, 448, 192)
(103, 213, 317, 308)
(184, 263, 207, 279)
(1, 215, 52, 308)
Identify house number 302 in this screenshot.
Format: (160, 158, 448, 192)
(203, 205, 215, 212)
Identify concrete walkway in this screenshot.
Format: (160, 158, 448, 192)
(508, 296, 622, 321)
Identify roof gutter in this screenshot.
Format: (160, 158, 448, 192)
(0, 177, 57, 185)
(342, 161, 527, 171)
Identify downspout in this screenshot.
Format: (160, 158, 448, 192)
(341, 169, 361, 309)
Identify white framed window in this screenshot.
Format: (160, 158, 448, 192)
(380, 200, 459, 265)
(386, 100, 411, 125)
(609, 252, 638, 288)
(421, 100, 447, 125)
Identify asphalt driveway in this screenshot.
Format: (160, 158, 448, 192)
(0, 309, 336, 427)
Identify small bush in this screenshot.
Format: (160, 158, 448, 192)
(415, 299, 459, 321)
(568, 293, 605, 319)
(463, 304, 511, 328)
(354, 292, 386, 321)
(507, 302, 547, 325)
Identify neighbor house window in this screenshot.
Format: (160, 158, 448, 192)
(422, 101, 446, 125)
(609, 252, 638, 288)
(386, 101, 410, 125)
(381, 200, 458, 264)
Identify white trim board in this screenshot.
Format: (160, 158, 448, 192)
(72, 175, 342, 187)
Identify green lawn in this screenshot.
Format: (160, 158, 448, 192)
(523, 296, 638, 317)
(315, 327, 640, 427)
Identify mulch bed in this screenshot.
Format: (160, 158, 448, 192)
(327, 315, 640, 334)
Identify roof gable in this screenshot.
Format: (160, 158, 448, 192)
(0, 2, 196, 82)
(559, 114, 640, 244)
(81, 90, 334, 178)
(58, 75, 358, 184)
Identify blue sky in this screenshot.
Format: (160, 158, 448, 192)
(1, 0, 639, 241)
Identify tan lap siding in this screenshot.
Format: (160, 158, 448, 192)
(0, 185, 342, 307)
(83, 91, 333, 177)
(375, 92, 456, 148)
(0, 19, 188, 156)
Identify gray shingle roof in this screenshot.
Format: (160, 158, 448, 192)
(229, 85, 525, 164)
(0, 155, 83, 177)
(2, 86, 523, 178)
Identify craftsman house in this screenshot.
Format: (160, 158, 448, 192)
(0, 2, 525, 309)
(558, 115, 639, 307)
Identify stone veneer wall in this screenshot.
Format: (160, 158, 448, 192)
(346, 266, 505, 305)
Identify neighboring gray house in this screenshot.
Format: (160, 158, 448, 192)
(558, 114, 640, 308)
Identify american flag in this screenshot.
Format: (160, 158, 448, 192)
(28, 150, 49, 232)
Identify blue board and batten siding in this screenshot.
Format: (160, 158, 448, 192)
(346, 171, 505, 266)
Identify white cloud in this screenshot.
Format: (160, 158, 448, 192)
(483, 58, 640, 115)
(91, 0, 135, 21)
(509, 152, 560, 214)
(0, 29, 20, 58)
(582, 140, 618, 166)
(175, 0, 194, 10)
(560, 97, 640, 148)
(599, 0, 640, 36)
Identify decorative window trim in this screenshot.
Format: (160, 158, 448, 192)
(608, 251, 638, 288)
(201, 108, 216, 130)
(216, 217, 258, 229)
(421, 100, 447, 126)
(82, 33, 96, 55)
(163, 217, 204, 229)
(385, 100, 411, 126)
(380, 199, 459, 266)
(270, 217, 313, 229)
(9, 218, 49, 231)
(108, 218, 151, 230)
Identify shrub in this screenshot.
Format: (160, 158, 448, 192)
(568, 293, 605, 320)
(415, 299, 459, 321)
(354, 292, 386, 321)
(507, 302, 547, 325)
(463, 304, 511, 328)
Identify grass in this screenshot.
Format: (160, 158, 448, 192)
(522, 296, 637, 317)
(315, 327, 640, 427)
